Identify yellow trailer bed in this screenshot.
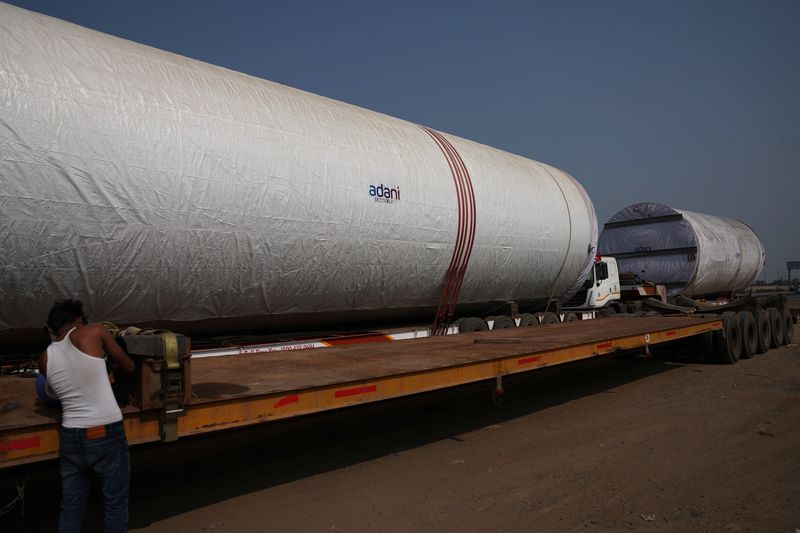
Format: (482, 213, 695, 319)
(0, 316, 721, 468)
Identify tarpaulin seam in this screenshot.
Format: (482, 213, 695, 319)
(539, 164, 573, 311)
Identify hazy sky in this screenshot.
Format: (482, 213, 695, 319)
(8, 0, 800, 280)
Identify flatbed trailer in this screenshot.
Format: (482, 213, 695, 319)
(0, 316, 722, 469)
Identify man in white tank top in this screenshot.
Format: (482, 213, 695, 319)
(39, 300, 135, 533)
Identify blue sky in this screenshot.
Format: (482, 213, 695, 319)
(8, 0, 800, 280)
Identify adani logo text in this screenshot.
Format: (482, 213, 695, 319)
(369, 183, 400, 204)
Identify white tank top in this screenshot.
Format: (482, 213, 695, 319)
(46, 328, 123, 428)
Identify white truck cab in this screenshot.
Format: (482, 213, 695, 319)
(565, 256, 621, 310)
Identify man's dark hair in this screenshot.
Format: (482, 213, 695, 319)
(47, 299, 87, 333)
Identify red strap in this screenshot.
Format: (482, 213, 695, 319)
(419, 126, 477, 335)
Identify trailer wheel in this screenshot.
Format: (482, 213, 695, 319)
(564, 312, 579, 322)
(455, 317, 489, 333)
(782, 309, 794, 345)
(769, 308, 784, 348)
(541, 312, 560, 324)
(644, 311, 660, 317)
(598, 306, 616, 317)
(517, 313, 538, 327)
(486, 315, 515, 330)
(755, 310, 771, 354)
(737, 311, 757, 359)
(713, 311, 742, 364)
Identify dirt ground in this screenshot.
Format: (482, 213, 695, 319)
(2, 324, 798, 532)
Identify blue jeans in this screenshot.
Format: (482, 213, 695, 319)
(59, 421, 130, 533)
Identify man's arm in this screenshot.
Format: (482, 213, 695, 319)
(100, 328, 135, 374)
(38, 350, 47, 375)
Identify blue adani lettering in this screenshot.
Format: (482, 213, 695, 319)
(368, 183, 400, 203)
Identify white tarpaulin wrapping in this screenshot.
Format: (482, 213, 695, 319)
(0, 3, 597, 332)
(598, 203, 764, 296)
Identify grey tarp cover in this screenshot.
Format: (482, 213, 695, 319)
(598, 203, 764, 296)
(0, 4, 597, 332)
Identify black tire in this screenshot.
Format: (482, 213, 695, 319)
(541, 312, 560, 324)
(755, 310, 771, 354)
(455, 317, 488, 333)
(598, 306, 616, 317)
(644, 311, 660, 317)
(713, 311, 742, 364)
(769, 308, 784, 348)
(564, 312, 579, 322)
(486, 315, 515, 330)
(517, 313, 538, 327)
(782, 309, 794, 345)
(737, 311, 757, 359)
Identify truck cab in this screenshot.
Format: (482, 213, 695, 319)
(565, 256, 621, 310)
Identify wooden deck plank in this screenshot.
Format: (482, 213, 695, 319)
(188, 316, 716, 401)
(1, 316, 718, 433)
